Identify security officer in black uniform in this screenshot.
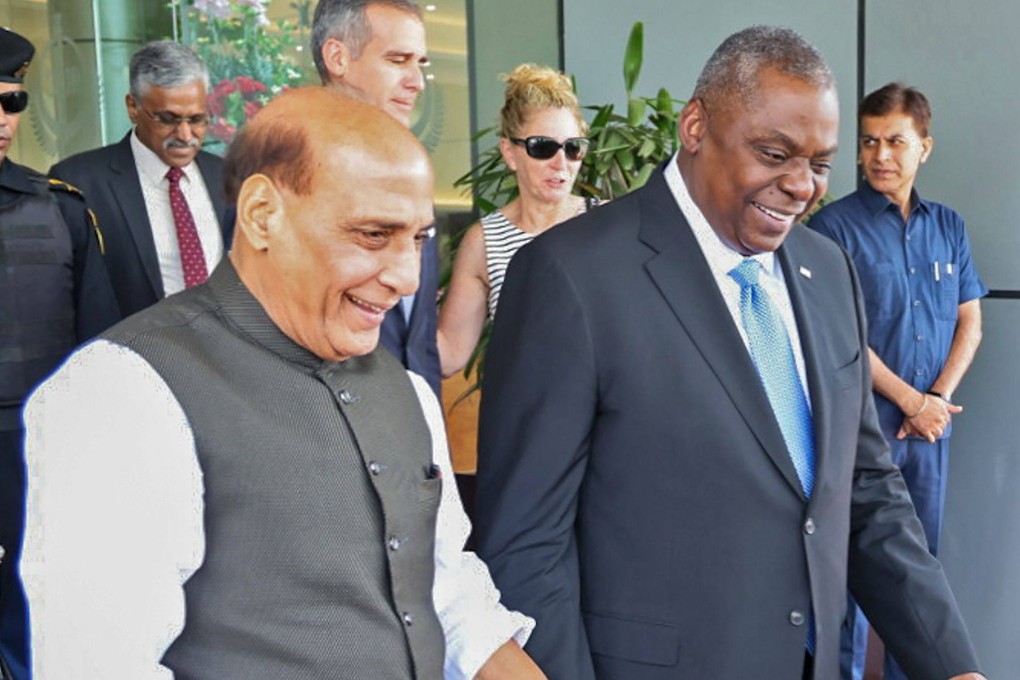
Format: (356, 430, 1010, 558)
(0, 27, 119, 680)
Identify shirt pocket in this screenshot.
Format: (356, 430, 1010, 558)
(936, 262, 960, 321)
(859, 262, 906, 323)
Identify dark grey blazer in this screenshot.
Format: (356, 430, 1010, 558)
(50, 133, 234, 319)
(474, 168, 980, 680)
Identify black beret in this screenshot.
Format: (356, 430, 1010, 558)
(0, 27, 35, 84)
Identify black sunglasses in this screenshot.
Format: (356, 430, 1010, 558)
(0, 91, 29, 114)
(510, 136, 590, 161)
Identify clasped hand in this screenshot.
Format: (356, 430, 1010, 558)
(898, 393, 962, 443)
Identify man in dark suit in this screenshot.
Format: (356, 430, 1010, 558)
(50, 41, 233, 320)
(312, 0, 440, 395)
(475, 26, 986, 680)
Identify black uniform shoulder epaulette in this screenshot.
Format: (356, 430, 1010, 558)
(44, 178, 106, 255)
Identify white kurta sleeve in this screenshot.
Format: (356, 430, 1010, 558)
(22, 340, 205, 679)
(408, 373, 535, 680)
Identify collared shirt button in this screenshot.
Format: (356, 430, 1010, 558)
(915, 334, 924, 342)
(915, 369, 924, 376)
(402, 611, 414, 626)
(790, 610, 806, 626)
(803, 518, 816, 535)
(913, 299, 921, 307)
(909, 266, 916, 275)
(387, 536, 402, 551)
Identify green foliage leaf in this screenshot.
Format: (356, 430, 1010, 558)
(627, 98, 644, 127)
(623, 22, 644, 96)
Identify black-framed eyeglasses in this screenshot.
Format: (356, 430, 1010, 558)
(143, 109, 210, 129)
(510, 136, 590, 161)
(0, 91, 29, 115)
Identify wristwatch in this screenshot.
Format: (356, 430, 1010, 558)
(926, 390, 952, 402)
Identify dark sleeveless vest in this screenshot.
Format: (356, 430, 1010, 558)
(0, 173, 76, 421)
(103, 261, 445, 679)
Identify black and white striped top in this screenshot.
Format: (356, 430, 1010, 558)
(481, 210, 534, 320)
(481, 197, 599, 320)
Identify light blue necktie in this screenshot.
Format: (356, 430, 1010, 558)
(730, 258, 817, 654)
(729, 258, 816, 497)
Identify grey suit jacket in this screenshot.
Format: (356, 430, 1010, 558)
(50, 133, 234, 319)
(475, 168, 980, 680)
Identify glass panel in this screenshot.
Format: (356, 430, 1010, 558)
(177, 0, 470, 211)
(2, 0, 102, 171)
(179, 0, 315, 155)
(5, 0, 472, 219)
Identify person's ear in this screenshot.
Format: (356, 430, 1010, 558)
(920, 135, 934, 164)
(236, 174, 283, 252)
(499, 137, 517, 172)
(125, 94, 140, 125)
(678, 98, 709, 154)
(321, 37, 351, 82)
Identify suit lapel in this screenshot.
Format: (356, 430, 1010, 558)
(109, 134, 164, 298)
(777, 230, 832, 502)
(196, 151, 228, 231)
(637, 171, 807, 500)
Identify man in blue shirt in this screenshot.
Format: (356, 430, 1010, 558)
(810, 82, 987, 680)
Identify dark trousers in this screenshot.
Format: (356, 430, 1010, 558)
(0, 427, 29, 680)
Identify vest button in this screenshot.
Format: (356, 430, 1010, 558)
(368, 461, 383, 475)
(803, 517, 816, 535)
(0, 544, 5, 563)
(387, 536, 402, 551)
(338, 389, 357, 405)
(402, 611, 413, 626)
(789, 610, 806, 626)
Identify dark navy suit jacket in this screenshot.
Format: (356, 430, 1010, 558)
(475, 168, 980, 680)
(50, 133, 234, 320)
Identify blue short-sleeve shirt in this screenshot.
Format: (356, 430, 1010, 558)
(808, 182, 988, 439)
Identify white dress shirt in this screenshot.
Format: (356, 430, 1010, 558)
(23, 340, 532, 680)
(131, 131, 223, 295)
(664, 155, 811, 399)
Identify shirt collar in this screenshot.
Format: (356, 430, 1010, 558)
(663, 153, 779, 281)
(858, 180, 931, 219)
(130, 129, 196, 188)
(206, 258, 383, 375)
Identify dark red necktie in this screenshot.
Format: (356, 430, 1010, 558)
(166, 166, 209, 288)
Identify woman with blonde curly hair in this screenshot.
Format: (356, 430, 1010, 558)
(438, 63, 597, 377)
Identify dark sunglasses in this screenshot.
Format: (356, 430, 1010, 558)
(510, 136, 590, 161)
(0, 91, 29, 114)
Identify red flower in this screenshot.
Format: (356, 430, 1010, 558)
(210, 120, 237, 141)
(244, 100, 262, 118)
(235, 75, 267, 96)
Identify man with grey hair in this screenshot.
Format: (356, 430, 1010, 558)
(50, 40, 233, 320)
(312, 0, 441, 396)
(475, 25, 986, 680)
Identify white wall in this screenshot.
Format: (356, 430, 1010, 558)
(867, 2, 1020, 675)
